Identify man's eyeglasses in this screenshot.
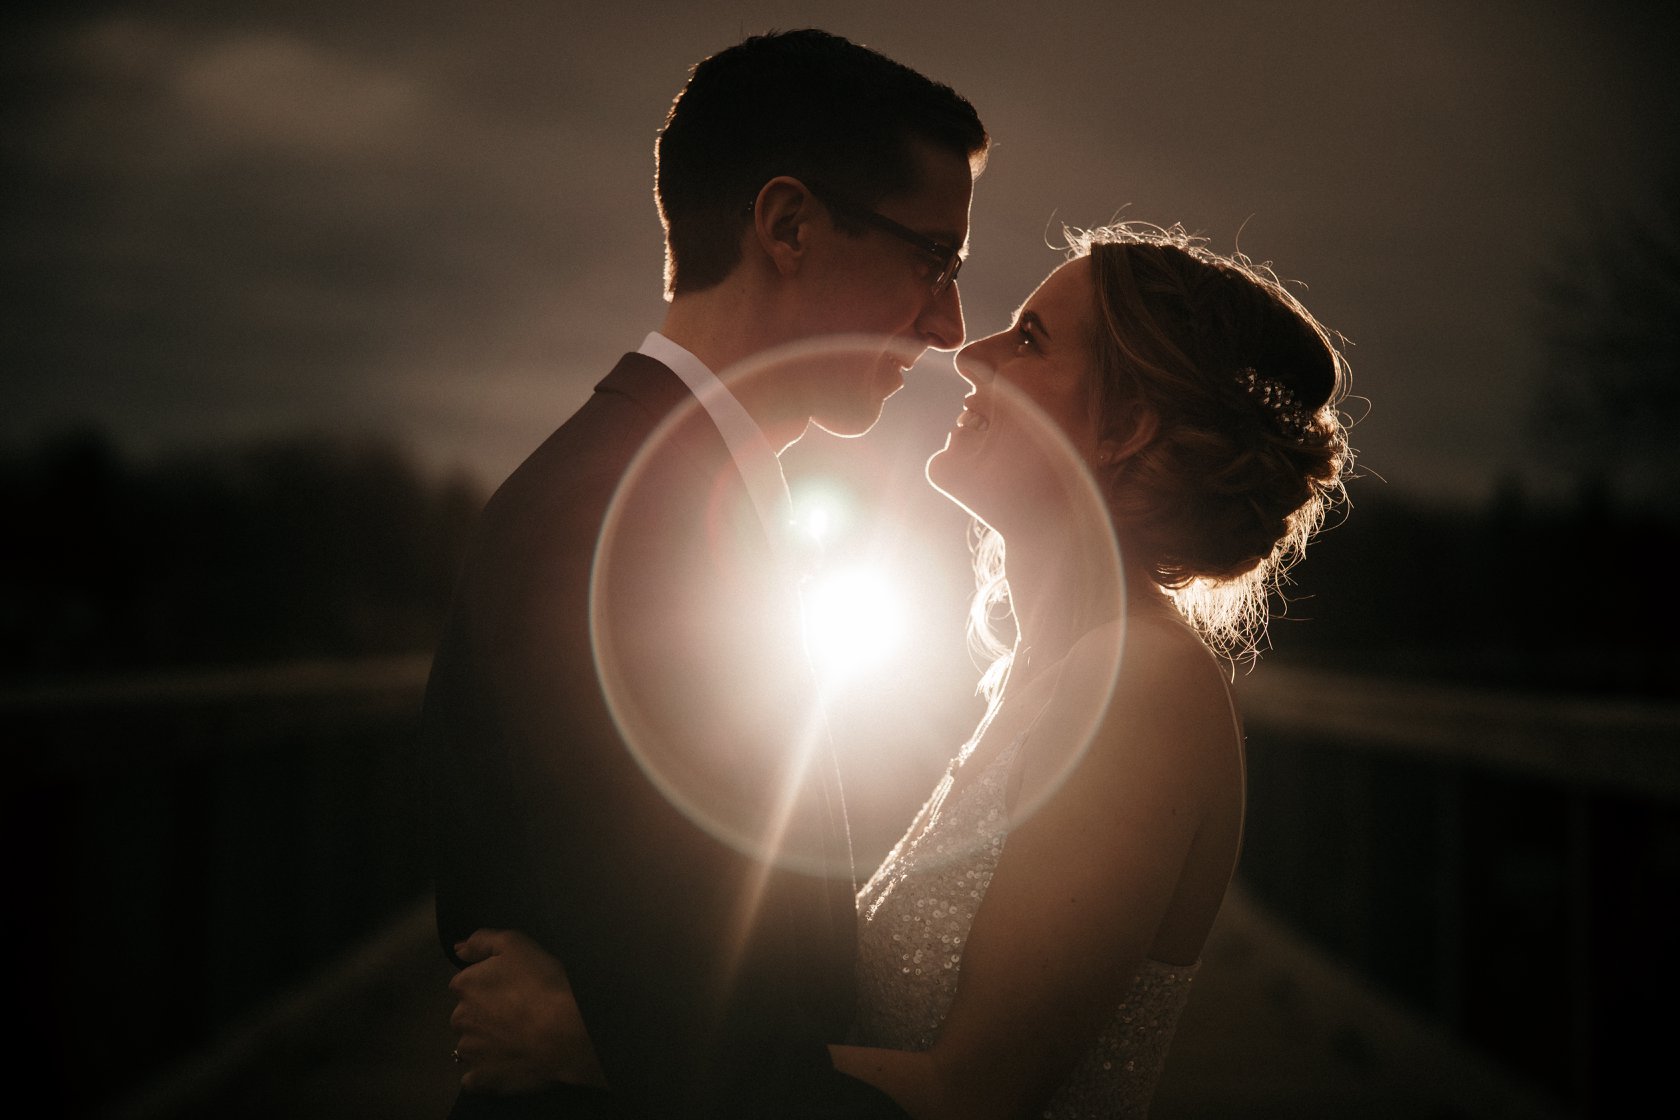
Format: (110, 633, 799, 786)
(805, 181, 964, 296)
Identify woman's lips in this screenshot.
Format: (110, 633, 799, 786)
(956, 406, 990, 431)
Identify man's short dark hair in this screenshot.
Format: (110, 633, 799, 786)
(655, 28, 989, 295)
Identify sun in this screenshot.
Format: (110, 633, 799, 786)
(803, 564, 909, 684)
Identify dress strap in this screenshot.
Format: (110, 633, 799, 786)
(980, 656, 1071, 802)
(1014, 653, 1069, 743)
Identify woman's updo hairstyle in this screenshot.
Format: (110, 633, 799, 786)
(1074, 223, 1353, 660)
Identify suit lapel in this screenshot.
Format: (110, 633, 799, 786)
(598, 350, 861, 1026)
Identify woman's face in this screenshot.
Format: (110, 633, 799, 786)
(926, 256, 1105, 530)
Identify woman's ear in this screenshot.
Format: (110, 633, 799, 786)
(749, 177, 815, 278)
(1099, 408, 1160, 467)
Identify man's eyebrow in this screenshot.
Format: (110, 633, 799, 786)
(926, 229, 965, 253)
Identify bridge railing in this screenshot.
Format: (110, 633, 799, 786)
(11, 656, 435, 1118)
(1234, 663, 1679, 1118)
(15, 657, 1674, 1117)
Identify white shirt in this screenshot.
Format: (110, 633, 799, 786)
(637, 331, 794, 557)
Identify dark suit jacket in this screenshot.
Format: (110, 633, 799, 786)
(421, 353, 907, 1119)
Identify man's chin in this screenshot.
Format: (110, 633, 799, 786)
(810, 417, 876, 440)
(810, 402, 887, 439)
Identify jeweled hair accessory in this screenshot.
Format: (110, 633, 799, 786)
(1236, 367, 1312, 442)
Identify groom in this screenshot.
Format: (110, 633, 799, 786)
(420, 29, 986, 1119)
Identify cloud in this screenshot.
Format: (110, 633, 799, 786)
(4, 1, 1676, 503)
(1, 11, 660, 475)
(165, 29, 425, 157)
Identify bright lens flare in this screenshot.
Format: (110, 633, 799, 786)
(804, 565, 908, 682)
(790, 480, 853, 546)
(802, 504, 832, 543)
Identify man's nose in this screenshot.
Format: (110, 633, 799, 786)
(918, 279, 965, 351)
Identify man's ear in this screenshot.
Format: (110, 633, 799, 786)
(750, 177, 816, 278)
(1098, 408, 1160, 467)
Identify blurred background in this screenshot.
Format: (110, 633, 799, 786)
(6, 1, 1675, 1116)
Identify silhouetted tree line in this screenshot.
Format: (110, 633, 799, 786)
(1529, 171, 1680, 514)
(3, 426, 1673, 698)
(1267, 171, 1679, 700)
(1272, 481, 1677, 699)
(0, 429, 484, 677)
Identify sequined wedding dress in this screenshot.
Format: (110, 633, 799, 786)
(853, 729, 1198, 1119)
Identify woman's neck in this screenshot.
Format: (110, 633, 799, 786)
(1003, 526, 1172, 681)
(1001, 530, 1109, 671)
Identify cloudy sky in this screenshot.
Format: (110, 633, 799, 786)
(4, 0, 1676, 509)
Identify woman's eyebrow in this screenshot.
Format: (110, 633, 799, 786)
(1018, 309, 1051, 340)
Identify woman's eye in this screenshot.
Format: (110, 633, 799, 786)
(1014, 325, 1035, 351)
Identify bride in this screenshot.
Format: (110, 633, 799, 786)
(450, 222, 1353, 1118)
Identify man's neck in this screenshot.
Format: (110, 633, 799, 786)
(659, 288, 809, 452)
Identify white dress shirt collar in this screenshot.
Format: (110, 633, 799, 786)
(637, 331, 792, 551)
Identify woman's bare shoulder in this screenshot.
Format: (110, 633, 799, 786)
(1060, 610, 1226, 702)
(1057, 609, 1238, 780)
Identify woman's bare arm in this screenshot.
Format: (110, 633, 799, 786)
(834, 620, 1241, 1119)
